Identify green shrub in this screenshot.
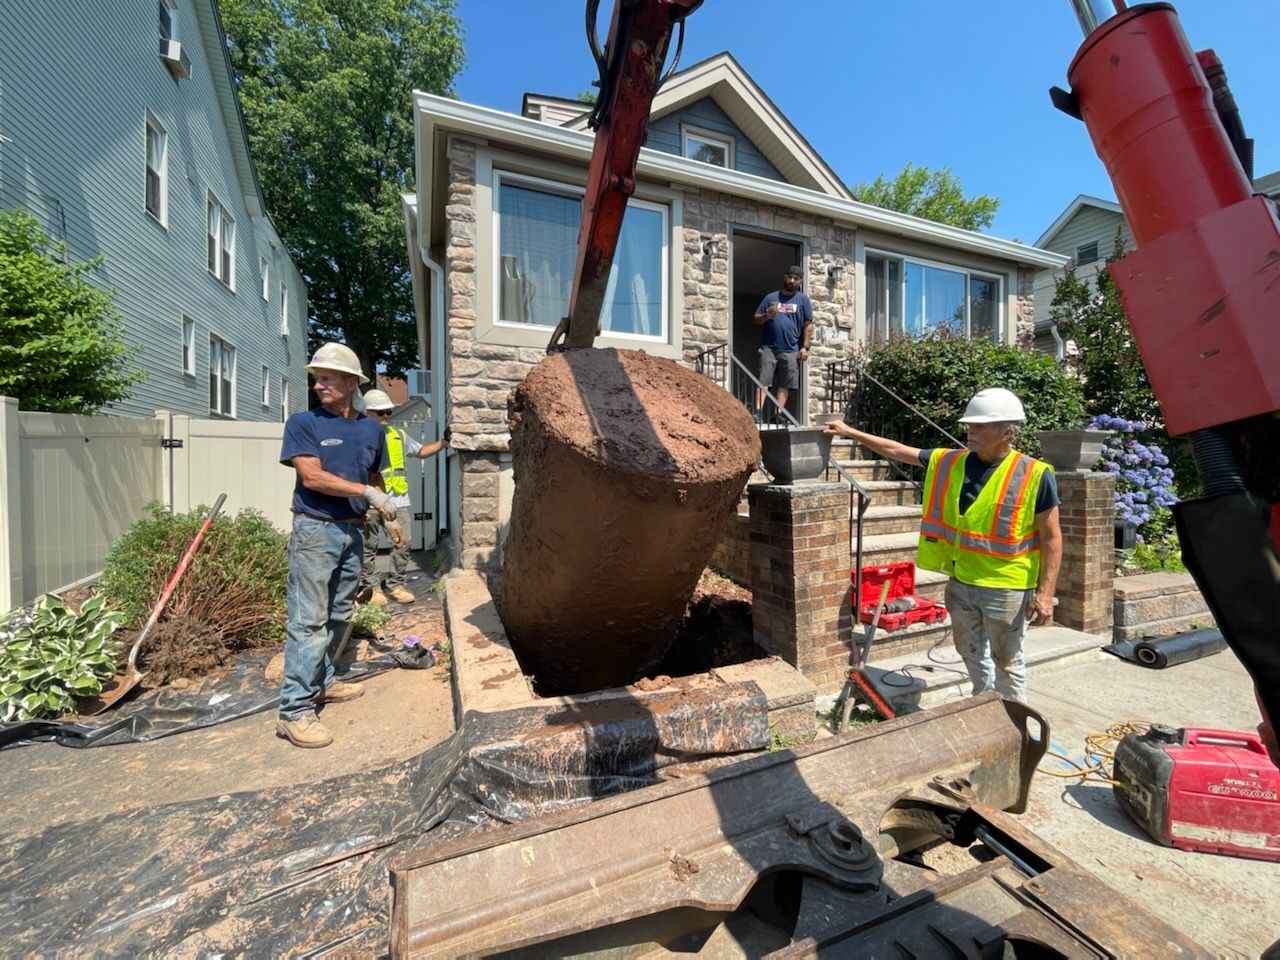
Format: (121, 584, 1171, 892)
(848, 332, 1086, 457)
(0, 594, 124, 720)
(100, 503, 288, 656)
(352, 602, 391, 637)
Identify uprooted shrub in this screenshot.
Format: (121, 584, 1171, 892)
(99, 504, 288, 683)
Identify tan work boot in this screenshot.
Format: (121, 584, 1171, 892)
(388, 585, 416, 604)
(323, 679, 365, 702)
(370, 588, 389, 607)
(275, 713, 333, 748)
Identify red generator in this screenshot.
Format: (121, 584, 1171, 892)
(852, 562, 947, 631)
(1113, 724, 1280, 862)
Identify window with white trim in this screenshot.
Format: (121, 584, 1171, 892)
(261, 365, 270, 406)
(181, 315, 195, 374)
(494, 171, 668, 341)
(865, 252, 1001, 342)
(159, 0, 174, 42)
(209, 334, 236, 416)
(681, 126, 733, 168)
(280, 376, 290, 422)
(279, 281, 289, 335)
(259, 257, 269, 300)
(145, 113, 167, 224)
(206, 194, 235, 288)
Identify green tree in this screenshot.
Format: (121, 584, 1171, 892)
(221, 0, 465, 379)
(0, 210, 145, 413)
(853, 163, 999, 232)
(1049, 231, 1161, 426)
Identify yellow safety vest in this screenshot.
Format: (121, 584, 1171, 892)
(917, 448, 1050, 589)
(381, 426, 408, 496)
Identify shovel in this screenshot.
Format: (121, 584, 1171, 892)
(84, 494, 227, 715)
(834, 578, 895, 730)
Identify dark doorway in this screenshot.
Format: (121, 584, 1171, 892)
(730, 231, 805, 424)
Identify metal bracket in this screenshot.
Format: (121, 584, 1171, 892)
(161, 438, 184, 449)
(412, 512, 432, 522)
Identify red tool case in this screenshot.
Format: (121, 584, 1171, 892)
(852, 562, 947, 631)
(1113, 724, 1280, 862)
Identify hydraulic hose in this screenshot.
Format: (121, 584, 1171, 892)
(1189, 427, 1246, 498)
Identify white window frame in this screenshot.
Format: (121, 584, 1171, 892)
(145, 112, 168, 225)
(279, 281, 289, 335)
(492, 169, 670, 344)
(181, 315, 195, 375)
(865, 248, 1004, 342)
(259, 257, 269, 300)
(206, 192, 235, 289)
(261, 365, 271, 406)
(681, 125, 734, 169)
(280, 376, 290, 422)
(158, 0, 176, 43)
(209, 333, 237, 418)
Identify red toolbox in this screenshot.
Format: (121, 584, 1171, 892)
(852, 562, 947, 631)
(1113, 724, 1280, 862)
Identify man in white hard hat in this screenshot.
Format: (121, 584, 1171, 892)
(357, 389, 449, 606)
(826, 387, 1062, 703)
(276, 342, 406, 748)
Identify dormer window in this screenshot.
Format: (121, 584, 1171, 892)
(682, 126, 733, 169)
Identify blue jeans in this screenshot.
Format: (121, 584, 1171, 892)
(945, 579, 1033, 703)
(279, 514, 364, 720)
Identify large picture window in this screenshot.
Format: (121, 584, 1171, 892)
(866, 253, 1001, 342)
(494, 172, 668, 341)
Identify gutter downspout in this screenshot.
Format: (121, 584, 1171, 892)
(420, 245, 448, 538)
(1050, 322, 1066, 360)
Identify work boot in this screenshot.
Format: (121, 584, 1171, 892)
(322, 679, 365, 702)
(275, 713, 333, 748)
(355, 584, 374, 604)
(388, 585, 416, 604)
(370, 588, 389, 607)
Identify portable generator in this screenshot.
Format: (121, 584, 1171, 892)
(1113, 724, 1280, 862)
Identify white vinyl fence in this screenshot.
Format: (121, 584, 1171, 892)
(0, 397, 440, 611)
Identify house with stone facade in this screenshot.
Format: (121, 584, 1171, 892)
(403, 53, 1068, 571)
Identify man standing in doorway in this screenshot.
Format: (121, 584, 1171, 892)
(825, 388, 1062, 703)
(276, 343, 403, 749)
(357, 389, 449, 606)
(753, 265, 813, 422)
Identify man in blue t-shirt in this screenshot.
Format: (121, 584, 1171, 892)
(753, 265, 813, 423)
(275, 342, 399, 749)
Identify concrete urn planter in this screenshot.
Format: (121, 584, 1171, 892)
(1034, 429, 1111, 472)
(759, 426, 833, 483)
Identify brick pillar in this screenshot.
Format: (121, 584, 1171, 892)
(1055, 470, 1115, 635)
(748, 481, 852, 693)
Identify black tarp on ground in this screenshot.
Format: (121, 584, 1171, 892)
(1103, 628, 1228, 669)
(0, 682, 769, 956)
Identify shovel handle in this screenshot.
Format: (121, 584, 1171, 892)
(126, 494, 227, 674)
(858, 579, 893, 669)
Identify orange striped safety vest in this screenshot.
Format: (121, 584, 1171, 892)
(917, 448, 1051, 589)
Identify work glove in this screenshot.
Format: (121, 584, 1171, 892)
(385, 519, 408, 548)
(442, 427, 452, 445)
(364, 508, 380, 526)
(363, 484, 397, 521)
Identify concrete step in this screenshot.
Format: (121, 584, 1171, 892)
(846, 625, 1107, 714)
(859, 504, 921, 537)
(829, 457, 901, 483)
(851, 479, 920, 507)
(858, 530, 920, 566)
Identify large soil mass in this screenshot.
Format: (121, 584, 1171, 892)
(498, 348, 759, 694)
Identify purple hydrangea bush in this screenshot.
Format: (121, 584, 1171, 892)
(1088, 413, 1179, 542)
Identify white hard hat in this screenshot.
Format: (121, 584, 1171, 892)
(306, 342, 368, 384)
(959, 387, 1026, 423)
(364, 389, 394, 411)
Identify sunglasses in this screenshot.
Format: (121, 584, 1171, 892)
(370, 410, 390, 417)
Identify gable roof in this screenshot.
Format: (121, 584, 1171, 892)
(1035, 194, 1123, 248)
(563, 52, 851, 201)
(1253, 169, 1280, 199)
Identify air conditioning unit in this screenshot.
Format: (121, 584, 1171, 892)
(407, 368, 432, 401)
(159, 38, 192, 79)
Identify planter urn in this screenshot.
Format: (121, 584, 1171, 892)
(1034, 429, 1112, 472)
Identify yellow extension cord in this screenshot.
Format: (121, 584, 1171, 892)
(1036, 721, 1150, 786)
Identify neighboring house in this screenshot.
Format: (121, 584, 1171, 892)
(1033, 172, 1280, 355)
(0, 1, 307, 422)
(403, 52, 1068, 570)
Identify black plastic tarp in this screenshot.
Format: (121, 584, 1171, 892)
(0, 682, 769, 956)
(1103, 628, 1227, 669)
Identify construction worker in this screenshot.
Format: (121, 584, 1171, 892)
(825, 388, 1062, 703)
(357, 389, 448, 605)
(276, 342, 406, 749)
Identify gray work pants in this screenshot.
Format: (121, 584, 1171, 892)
(944, 578, 1033, 703)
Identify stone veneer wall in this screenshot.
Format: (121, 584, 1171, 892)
(1015, 267, 1036, 349)
(1113, 572, 1215, 641)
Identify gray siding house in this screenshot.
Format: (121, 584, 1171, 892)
(0, 0, 307, 421)
(405, 53, 1068, 570)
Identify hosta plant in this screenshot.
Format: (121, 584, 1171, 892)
(0, 594, 124, 721)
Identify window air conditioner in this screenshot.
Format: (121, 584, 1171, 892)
(159, 39, 192, 79)
(407, 369, 432, 400)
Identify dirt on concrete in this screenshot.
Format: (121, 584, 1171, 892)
(500, 348, 760, 695)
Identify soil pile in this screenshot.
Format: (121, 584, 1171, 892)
(500, 348, 759, 694)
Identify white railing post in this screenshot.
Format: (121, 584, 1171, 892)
(154, 410, 173, 512)
(0, 397, 23, 610)
(170, 414, 192, 514)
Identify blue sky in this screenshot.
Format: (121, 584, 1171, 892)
(452, 1, 1278, 245)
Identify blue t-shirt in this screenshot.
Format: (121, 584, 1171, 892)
(919, 449, 1060, 516)
(280, 408, 388, 521)
(756, 290, 813, 352)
